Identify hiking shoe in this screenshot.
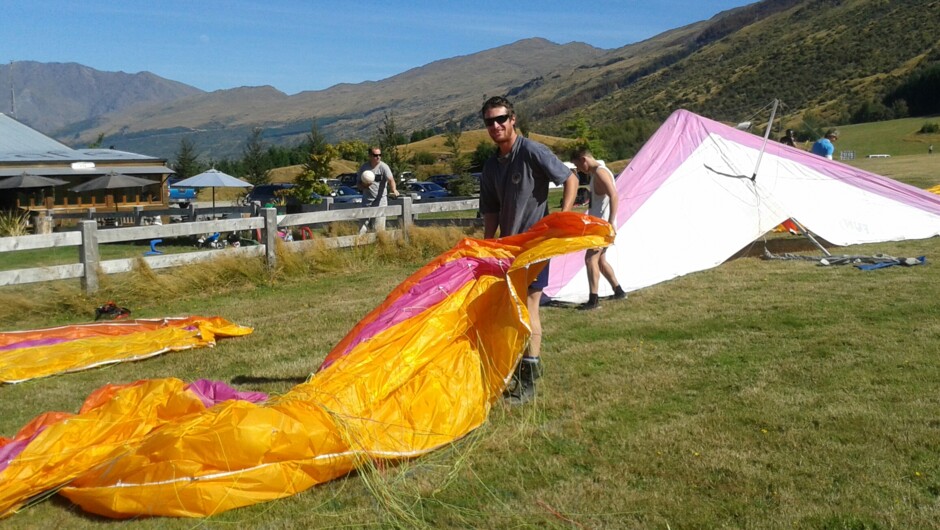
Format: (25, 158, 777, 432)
(612, 291, 627, 300)
(503, 358, 541, 405)
(504, 380, 536, 405)
(503, 371, 537, 405)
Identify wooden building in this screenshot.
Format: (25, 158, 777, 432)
(0, 112, 172, 214)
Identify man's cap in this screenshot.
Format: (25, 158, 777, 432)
(825, 128, 840, 138)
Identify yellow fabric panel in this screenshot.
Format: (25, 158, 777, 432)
(0, 317, 253, 383)
(0, 378, 206, 516)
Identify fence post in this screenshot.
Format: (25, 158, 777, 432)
(400, 196, 413, 243)
(79, 220, 100, 294)
(263, 207, 278, 268)
(133, 206, 144, 226)
(86, 207, 96, 220)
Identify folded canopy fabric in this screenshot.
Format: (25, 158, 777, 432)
(0, 378, 268, 516)
(0, 316, 254, 384)
(0, 212, 612, 519)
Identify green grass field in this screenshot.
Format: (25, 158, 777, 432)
(2, 228, 939, 529)
(837, 117, 940, 158)
(1, 127, 940, 528)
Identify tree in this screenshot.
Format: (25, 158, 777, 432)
(564, 115, 609, 161)
(336, 139, 369, 164)
(171, 136, 205, 179)
(443, 121, 468, 175)
(291, 122, 335, 204)
(469, 141, 497, 171)
(242, 127, 269, 186)
(514, 109, 531, 138)
(87, 132, 106, 149)
(376, 112, 407, 179)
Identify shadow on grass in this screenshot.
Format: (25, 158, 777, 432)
(231, 374, 310, 386)
(732, 234, 835, 258)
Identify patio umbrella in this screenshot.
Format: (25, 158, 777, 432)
(170, 169, 253, 208)
(0, 173, 68, 189)
(0, 173, 69, 209)
(69, 172, 157, 192)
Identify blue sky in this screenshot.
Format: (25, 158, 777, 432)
(4, 0, 756, 95)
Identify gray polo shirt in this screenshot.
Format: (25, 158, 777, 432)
(358, 161, 394, 206)
(480, 135, 572, 236)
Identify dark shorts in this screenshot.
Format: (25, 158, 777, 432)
(529, 260, 550, 291)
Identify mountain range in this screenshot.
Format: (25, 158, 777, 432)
(1, 0, 937, 161)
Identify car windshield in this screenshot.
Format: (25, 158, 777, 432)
(337, 186, 359, 196)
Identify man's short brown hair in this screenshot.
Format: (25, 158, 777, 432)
(480, 96, 514, 119)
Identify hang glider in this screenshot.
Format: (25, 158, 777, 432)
(546, 109, 940, 303)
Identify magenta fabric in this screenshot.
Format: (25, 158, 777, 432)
(0, 433, 40, 474)
(0, 338, 69, 352)
(185, 379, 268, 408)
(324, 256, 511, 368)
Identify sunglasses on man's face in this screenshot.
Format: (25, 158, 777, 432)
(484, 114, 511, 127)
(371, 153, 381, 157)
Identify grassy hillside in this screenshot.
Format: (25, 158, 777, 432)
(544, 0, 940, 136)
(837, 116, 940, 157)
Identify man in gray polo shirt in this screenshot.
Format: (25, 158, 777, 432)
(480, 96, 579, 405)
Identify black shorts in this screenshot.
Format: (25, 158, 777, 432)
(530, 261, 550, 291)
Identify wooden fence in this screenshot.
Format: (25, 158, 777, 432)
(0, 196, 480, 293)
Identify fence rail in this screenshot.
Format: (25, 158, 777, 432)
(0, 197, 480, 293)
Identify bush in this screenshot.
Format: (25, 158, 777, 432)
(0, 210, 30, 236)
(918, 122, 939, 134)
(412, 151, 436, 165)
(448, 175, 478, 197)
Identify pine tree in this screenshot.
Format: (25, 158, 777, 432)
(242, 128, 269, 186)
(171, 136, 205, 178)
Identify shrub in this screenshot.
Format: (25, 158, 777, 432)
(412, 151, 436, 165)
(918, 122, 939, 134)
(448, 175, 478, 197)
(0, 210, 30, 237)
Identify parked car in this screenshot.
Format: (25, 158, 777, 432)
(167, 177, 197, 207)
(332, 185, 363, 204)
(408, 181, 450, 200)
(428, 174, 459, 190)
(338, 172, 360, 187)
(244, 183, 296, 206)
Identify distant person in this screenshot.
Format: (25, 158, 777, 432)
(479, 95, 579, 405)
(779, 129, 796, 147)
(570, 148, 627, 310)
(357, 146, 399, 234)
(930, 145, 934, 155)
(811, 128, 839, 159)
